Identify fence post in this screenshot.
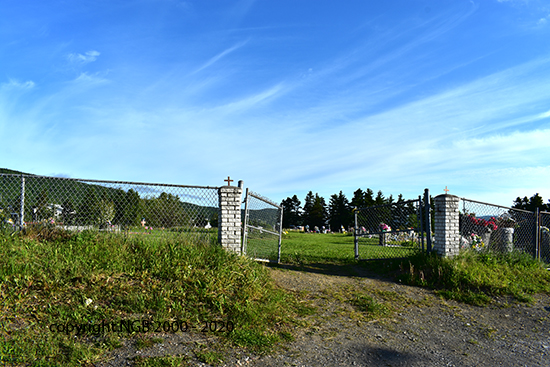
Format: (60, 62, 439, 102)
(418, 195, 425, 252)
(218, 180, 243, 254)
(433, 194, 460, 257)
(535, 207, 540, 260)
(277, 204, 284, 263)
(19, 175, 25, 228)
(424, 189, 432, 252)
(354, 207, 359, 260)
(241, 188, 249, 254)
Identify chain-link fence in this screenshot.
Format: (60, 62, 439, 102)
(540, 211, 550, 262)
(459, 198, 542, 258)
(354, 199, 425, 260)
(0, 173, 219, 242)
(242, 190, 283, 263)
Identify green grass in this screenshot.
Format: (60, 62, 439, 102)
(280, 231, 420, 264)
(395, 250, 550, 305)
(0, 229, 301, 366)
(280, 231, 357, 264)
(245, 234, 280, 262)
(4, 229, 549, 364)
(349, 294, 390, 318)
(281, 231, 550, 306)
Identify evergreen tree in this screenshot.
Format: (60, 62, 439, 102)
(310, 194, 327, 229)
(302, 191, 327, 229)
(281, 195, 302, 228)
(364, 188, 375, 206)
(350, 188, 365, 208)
(374, 190, 385, 205)
(328, 191, 351, 232)
(350, 188, 376, 209)
(513, 193, 550, 212)
(302, 191, 315, 227)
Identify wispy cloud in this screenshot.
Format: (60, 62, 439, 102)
(67, 50, 100, 64)
(537, 14, 550, 25)
(191, 40, 248, 75)
(71, 72, 109, 86)
(1, 79, 35, 90)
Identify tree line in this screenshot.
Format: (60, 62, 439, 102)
(512, 193, 550, 212)
(0, 183, 217, 229)
(280, 188, 415, 231)
(282, 190, 550, 231)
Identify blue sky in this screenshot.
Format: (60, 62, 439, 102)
(1, 0, 550, 207)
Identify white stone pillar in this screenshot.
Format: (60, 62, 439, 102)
(433, 194, 460, 257)
(218, 181, 243, 254)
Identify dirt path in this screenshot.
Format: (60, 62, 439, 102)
(237, 264, 550, 367)
(99, 264, 550, 366)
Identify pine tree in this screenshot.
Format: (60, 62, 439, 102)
(281, 195, 302, 228)
(302, 191, 315, 228)
(329, 191, 351, 232)
(513, 193, 549, 212)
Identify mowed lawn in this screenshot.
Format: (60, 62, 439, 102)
(280, 231, 357, 264)
(280, 231, 422, 264)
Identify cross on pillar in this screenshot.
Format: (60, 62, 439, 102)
(224, 176, 234, 186)
(444, 186, 449, 194)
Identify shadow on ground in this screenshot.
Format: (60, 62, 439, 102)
(267, 260, 402, 280)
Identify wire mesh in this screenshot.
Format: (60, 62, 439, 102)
(539, 211, 550, 263)
(0, 174, 219, 242)
(243, 191, 282, 263)
(459, 198, 537, 257)
(354, 199, 423, 260)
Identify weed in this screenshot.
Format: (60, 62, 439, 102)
(349, 294, 390, 319)
(194, 348, 224, 364)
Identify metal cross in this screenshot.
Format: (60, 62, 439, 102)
(224, 176, 234, 186)
(444, 186, 449, 194)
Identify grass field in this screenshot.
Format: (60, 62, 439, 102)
(279, 231, 421, 264)
(0, 227, 307, 366)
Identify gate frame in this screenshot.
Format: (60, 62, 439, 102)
(242, 188, 283, 263)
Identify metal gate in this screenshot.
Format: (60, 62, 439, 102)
(353, 192, 431, 260)
(242, 189, 283, 263)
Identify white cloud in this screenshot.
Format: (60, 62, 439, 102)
(1, 79, 35, 90)
(72, 72, 109, 86)
(67, 50, 100, 64)
(537, 15, 550, 25)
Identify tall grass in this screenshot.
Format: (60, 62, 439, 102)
(0, 229, 302, 366)
(396, 250, 550, 305)
(281, 231, 550, 306)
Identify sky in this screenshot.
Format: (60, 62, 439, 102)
(1, 0, 550, 207)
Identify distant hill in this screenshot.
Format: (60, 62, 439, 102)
(1, 168, 218, 227)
